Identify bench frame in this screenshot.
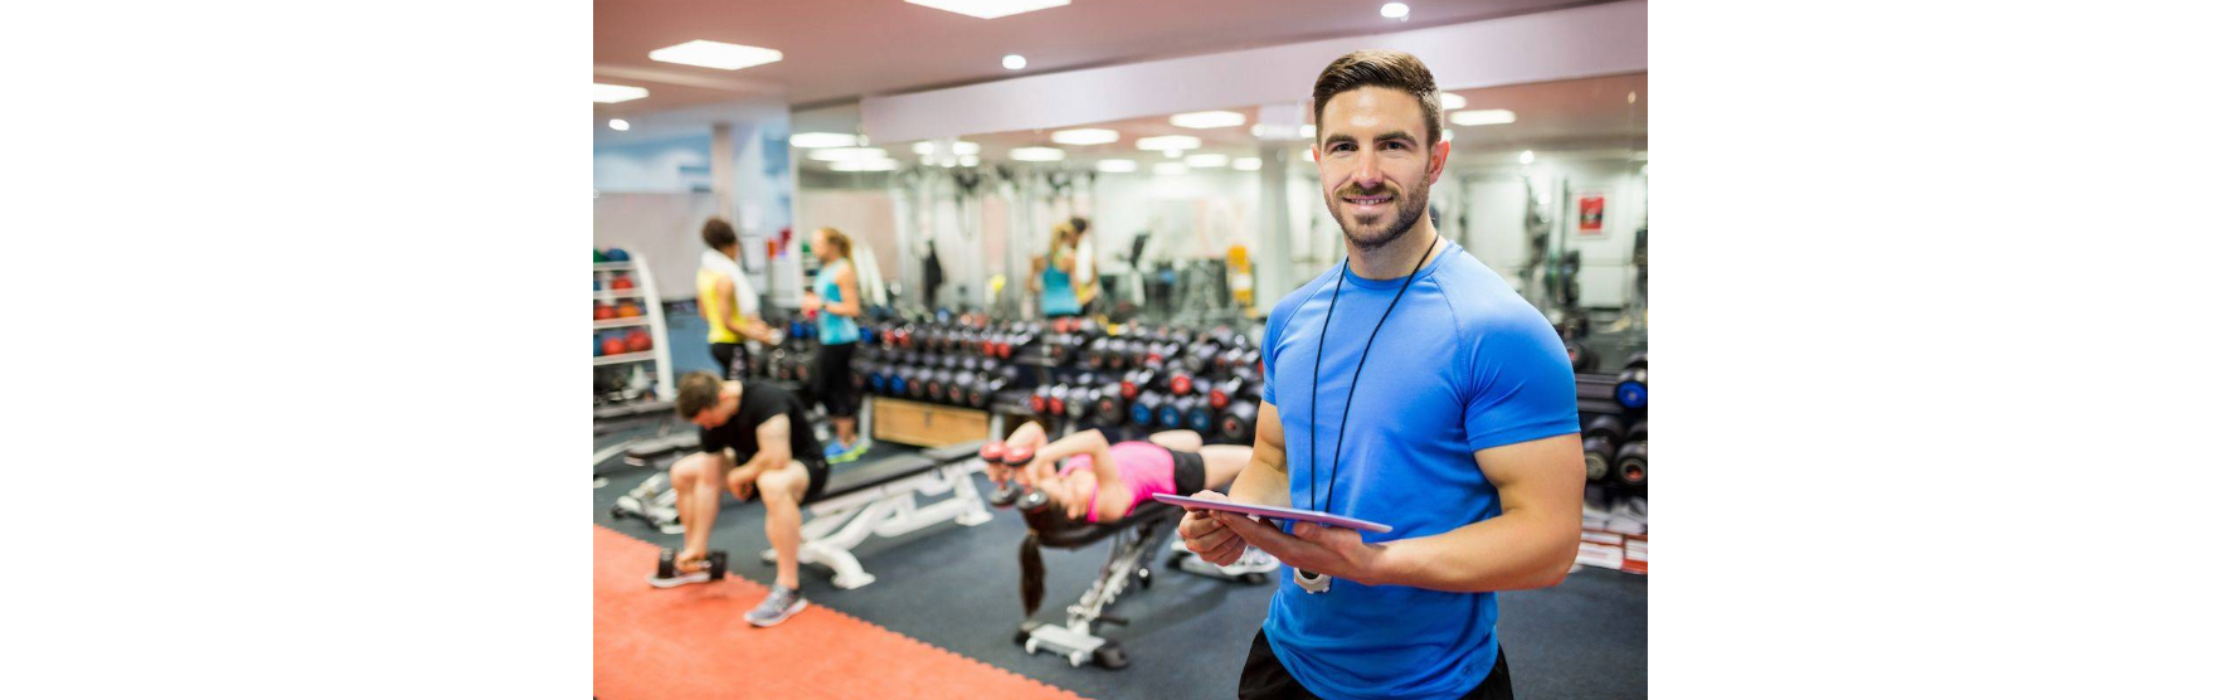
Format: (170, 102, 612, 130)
(761, 453, 993, 590)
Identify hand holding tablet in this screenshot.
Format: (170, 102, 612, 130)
(1152, 493, 1394, 534)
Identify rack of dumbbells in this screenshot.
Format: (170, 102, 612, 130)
(1574, 351, 1648, 496)
(1026, 319, 1265, 444)
(854, 312, 1038, 411)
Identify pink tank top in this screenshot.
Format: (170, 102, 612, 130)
(1058, 441, 1177, 523)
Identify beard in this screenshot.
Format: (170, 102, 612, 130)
(1326, 173, 1433, 251)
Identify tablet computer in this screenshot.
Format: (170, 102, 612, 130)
(1151, 493, 1394, 534)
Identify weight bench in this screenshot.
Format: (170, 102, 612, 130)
(1016, 503, 1183, 669)
(759, 441, 993, 590)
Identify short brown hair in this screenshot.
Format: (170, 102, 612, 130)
(675, 371, 724, 419)
(1311, 50, 1442, 146)
(701, 218, 738, 251)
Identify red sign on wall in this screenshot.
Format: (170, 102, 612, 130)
(1579, 194, 1606, 235)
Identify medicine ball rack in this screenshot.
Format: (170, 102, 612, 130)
(593, 247, 677, 408)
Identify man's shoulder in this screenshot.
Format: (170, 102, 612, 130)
(1427, 248, 1541, 332)
(1268, 264, 1343, 333)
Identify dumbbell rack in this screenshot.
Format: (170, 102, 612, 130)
(594, 247, 676, 403)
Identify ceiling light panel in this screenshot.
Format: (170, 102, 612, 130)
(907, 0, 1071, 20)
(648, 40, 784, 70)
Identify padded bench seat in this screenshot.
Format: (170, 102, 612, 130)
(1037, 503, 1181, 549)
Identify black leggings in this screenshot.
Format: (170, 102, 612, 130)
(709, 342, 747, 380)
(812, 341, 860, 418)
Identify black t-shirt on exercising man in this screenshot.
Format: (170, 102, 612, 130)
(698, 381, 825, 471)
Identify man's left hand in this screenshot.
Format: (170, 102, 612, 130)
(1213, 512, 1389, 586)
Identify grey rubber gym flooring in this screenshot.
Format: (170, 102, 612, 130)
(593, 428, 1647, 700)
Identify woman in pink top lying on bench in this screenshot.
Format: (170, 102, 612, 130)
(980, 422, 1274, 616)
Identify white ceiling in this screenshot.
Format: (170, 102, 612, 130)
(802, 71, 1647, 170)
(594, 0, 1605, 114)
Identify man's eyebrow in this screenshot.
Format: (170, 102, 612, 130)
(1374, 130, 1418, 145)
(1321, 133, 1356, 148)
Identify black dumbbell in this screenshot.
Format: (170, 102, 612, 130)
(656, 548, 728, 580)
(905, 366, 931, 399)
(1166, 363, 1196, 396)
(1120, 367, 1157, 402)
(1182, 341, 1222, 375)
(1582, 415, 1626, 483)
(1626, 418, 1646, 443)
(1565, 339, 1600, 373)
(1092, 383, 1128, 425)
(1616, 440, 1647, 488)
(1065, 384, 1096, 420)
(982, 442, 1033, 508)
(1217, 400, 1258, 441)
(1614, 352, 1647, 411)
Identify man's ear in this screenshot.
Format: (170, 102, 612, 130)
(1426, 139, 1451, 185)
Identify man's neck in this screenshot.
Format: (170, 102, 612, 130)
(1345, 223, 1442, 280)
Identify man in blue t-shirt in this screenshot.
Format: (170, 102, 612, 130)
(1178, 50, 1585, 700)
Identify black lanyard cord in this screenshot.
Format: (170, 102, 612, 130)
(1308, 237, 1438, 513)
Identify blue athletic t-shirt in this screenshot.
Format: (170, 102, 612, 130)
(1258, 241, 1578, 700)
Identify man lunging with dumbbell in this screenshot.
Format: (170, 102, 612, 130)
(650, 371, 831, 628)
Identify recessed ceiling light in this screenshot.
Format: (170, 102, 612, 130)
(1628, 91, 1638, 104)
(1154, 162, 1189, 176)
(1164, 149, 1183, 158)
(608, 119, 630, 131)
(960, 155, 980, 166)
(790, 132, 859, 149)
(808, 147, 893, 162)
(1382, 3, 1410, 20)
(1169, 111, 1247, 129)
(1010, 146, 1066, 161)
(912, 140, 981, 155)
(1002, 54, 1027, 70)
(1441, 92, 1466, 110)
(1450, 109, 1517, 126)
(1186, 154, 1229, 168)
(831, 160, 899, 172)
(1232, 158, 1262, 171)
(1096, 159, 1138, 173)
(1136, 135, 1201, 152)
(592, 83, 649, 104)
(648, 40, 784, 70)
(1518, 150, 1536, 164)
(906, 0, 1071, 20)
(1051, 128, 1119, 145)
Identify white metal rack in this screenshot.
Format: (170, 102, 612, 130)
(594, 248, 675, 402)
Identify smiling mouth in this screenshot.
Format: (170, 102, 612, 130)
(1343, 194, 1394, 212)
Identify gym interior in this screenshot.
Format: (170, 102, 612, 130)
(593, 2, 1648, 698)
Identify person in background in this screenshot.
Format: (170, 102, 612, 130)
(799, 227, 867, 463)
(698, 218, 782, 379)
(1068, 216, 1101, 319)
(1029, 221, 1084, 318)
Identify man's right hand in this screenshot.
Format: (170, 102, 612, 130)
(1178, 490, 1248, 566)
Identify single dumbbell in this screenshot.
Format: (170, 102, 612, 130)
(1064, 384, 1095, 420)
(1614, 353, 1647, 411)
(1207, 377, 1260, 410)
(905, 366, 931, 399)
(1157, 395, 1188, 429)
(1616, 440, 1647, 488)
(982, 442, 1025, 507)
(1167, 365, 1197, 396)
(1626, 418, 1646, 443)
(1132, 392, 1170, 427)
(1182, 341, 1222, 375)
(944, 370, 970, 405)
(1582, 415, 1626, 483)
(1565, 339, 1600, 373)
(1181, 395, 1214, 434)
(1092, 382, 1128, 425)
(925, 369, 951, 404)
(1120, 367, 1157, 402)
(1217, 400, 1258, 441)
(656, 548, 728, 580)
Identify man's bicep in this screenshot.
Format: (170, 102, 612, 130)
(1475, 434, 1585, 510)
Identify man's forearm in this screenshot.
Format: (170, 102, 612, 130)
(1370, 510, 1578, 592)
(1226, 456, 1290, 508)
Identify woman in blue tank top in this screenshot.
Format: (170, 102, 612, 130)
(802, 228, 867, 462)
(1033, 222, 1083, 317)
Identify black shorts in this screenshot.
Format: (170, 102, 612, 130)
(811, 341, 860, 417)
(1165, 446, 1207, 495)
(800, 457, 830, 506)
(1239, 630, 1510, 700)
(710, 342, 747, 380)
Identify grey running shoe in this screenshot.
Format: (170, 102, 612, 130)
(646, 569, 712, 589)
(745, 585, 808, 627)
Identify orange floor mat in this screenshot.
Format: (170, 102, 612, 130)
(593, 524, 1086, 700)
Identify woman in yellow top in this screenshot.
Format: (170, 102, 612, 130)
(697, 218, 780, 379)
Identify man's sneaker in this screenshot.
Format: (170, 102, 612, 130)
(745, 586, 808, 627)
(1220, 547, 1281, 576)
(646, 569, 712, 589)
